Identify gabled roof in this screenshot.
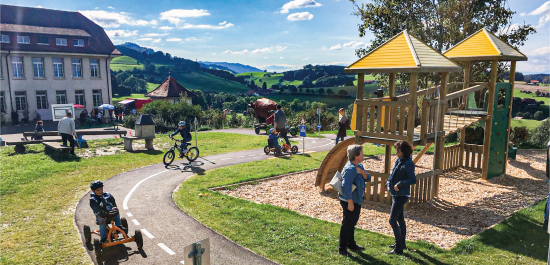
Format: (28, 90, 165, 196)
(146, 76, 197, 98)
(444, 28, 527, 61)
(345, 30, 461, 73)
(0, 24, 91, 37)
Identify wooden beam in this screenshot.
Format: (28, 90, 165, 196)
(413, 143, 433, 164)
(355, 73, 365, 144)
(389, 73, 396, 97)
(461, 61, 471, 108)
(407, 73, 418, 143)
(433, 72, 449, 197)
(503, 61, 516, 174)
(482, 60, 499, 179)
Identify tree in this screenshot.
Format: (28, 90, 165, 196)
(305, 88, 311, 94)
(111, 73, 119, 96)
(515, 72, 524, 81)
(116, 72, 131, 83)
(350, 0, 536, 88)
(534, 111, 544, 120)
(299, 87, 304, 93)
(291, 86, 298, 94)
(144, 63, 155, 74)
(123, 76, 148, 93)
(262, 82, 267, 90)
(338, 89, 348, 97)
(318, 88, 325, 95)
(326, 88, 334, 95)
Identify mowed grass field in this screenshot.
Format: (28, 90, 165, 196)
(110, 56, 144, 71)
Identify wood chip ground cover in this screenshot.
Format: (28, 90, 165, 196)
(220, 150, 547, 249)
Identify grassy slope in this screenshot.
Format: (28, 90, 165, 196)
(511, 119, 543, 130)
(111, 56, 139, 65)
(173, 152, 548, 265)
(0, 132, 271, 264)
(176, 71, 248, 93)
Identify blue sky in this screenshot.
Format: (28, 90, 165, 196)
(4, 0, 550, 73)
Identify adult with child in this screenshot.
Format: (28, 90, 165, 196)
(273, 105, 291, 146)
(58, 112, 76, 155)
(386, 140, 416, 255)
(336, 108, 350, 145)
(338, 144, 371, 257)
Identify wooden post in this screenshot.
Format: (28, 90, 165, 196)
(407, 73, 418, 143)
(385, 73, 396, 172)
(481, 60, 499, 180)
(389, 73, 396, 97)
(433, 72, 449, 197)
(503, 61, 516, 174)
(459, 61, 471, 167)
(355, 73, 365, 144)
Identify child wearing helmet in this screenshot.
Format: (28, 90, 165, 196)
(89, 180, 122, 243)
(268, 128, 280, 148)
(170, 121, 192, 158)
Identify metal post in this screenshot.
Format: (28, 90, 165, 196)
(303, 136, 305, 155)
(194, 117, 198, 147)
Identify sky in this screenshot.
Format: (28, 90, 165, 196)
(3, 0, 550, 73)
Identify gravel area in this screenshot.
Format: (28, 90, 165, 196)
(220, 150, 548, 249)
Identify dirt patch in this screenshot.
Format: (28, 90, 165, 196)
(219, 150, 547, 249)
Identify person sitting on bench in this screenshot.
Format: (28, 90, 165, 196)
(58, 112, 76, 155)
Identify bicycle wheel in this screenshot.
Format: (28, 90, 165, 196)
(186, 147, 200, 162)
(163, 150, 175, 166)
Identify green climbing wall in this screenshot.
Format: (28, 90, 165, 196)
(486, 82, 512, 179)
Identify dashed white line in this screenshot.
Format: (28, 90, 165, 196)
(132, 219, 140, 225)
(126, 212, 133, 217)
(248, 154, 255, 157)
(180, 261, 185, 264)
(141, 229, 155, 239)
(158, 243, 176, 255)
(123, 170, 169, 210)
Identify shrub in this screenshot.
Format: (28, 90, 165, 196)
(139, 99, 203, 133)
(510, 126, 530, 147)
(534, 111, 544, 120)
(529, 119, 550, 148)
(522, 112, 532, 119)
(515, 112, 524, 117)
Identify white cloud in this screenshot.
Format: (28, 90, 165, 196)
(280, 0, 322, 14)
(213, 52, 217, 55)
(178, 22, 234, 30)
(525, 46, 550, 56)
(262, 64, 301, 72)
(143, 33, 169, 37)
(283, 31, 289, 34)
(166, 38, 182, 42)
(79, 10, 157, 28)
(287, 12, 314, 21)
(159, 9, 210, 25)
(280, 56, 284, 59)
(522, 1, 550, 28)
(223, 49, 249, 55)
(137, 38, 153, 41)
(219, 21, 228, 25)
(159, 26, 173, 30)
(185, 37, 199, 41)
(105, 29, 139, 38)
(343, 41, 366, 48)
(152, 38, 161, 43)
(94, 7, 100, 10)
(321, 46, 327, 50)
(330, 44, 342, 50)
(36, 5, 43, 8)
(303, 57, 309, 60)
(108, 6, 115, 9)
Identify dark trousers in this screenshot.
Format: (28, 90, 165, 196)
(335, 136, 344, 145)
(61, 133, 75, 154)
(276, 128, 291, 145)
(389, 196, 409, 252)
(339, 200, 361, 250)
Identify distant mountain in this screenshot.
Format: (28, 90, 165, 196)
(200, 61, 263, 74)
(198, 62, 237, 74)
(118, 42, 155, 54)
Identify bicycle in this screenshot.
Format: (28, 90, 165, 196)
(163, 139, 199, 166)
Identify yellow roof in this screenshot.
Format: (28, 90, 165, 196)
(444, 28, 527, 61)
(345, 30, 461, 73)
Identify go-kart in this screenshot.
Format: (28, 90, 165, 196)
(83, 207, 143, 261)
(264, 138, 298, 156)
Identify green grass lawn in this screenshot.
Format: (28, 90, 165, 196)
(110, 64, 144, 71)
(112, 93, 148, 104)
(111, 56, 139, 65)
(173, 152, 548, 265)
(0, 132, 273, 264)
(175, 71, 248, 94)
(511, 119, 543, 131)
(515, 90, 550, 105)
(147, 82, 159, 92)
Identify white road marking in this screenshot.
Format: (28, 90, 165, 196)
(248, 154, 255, 157)
(141, 229, 155, 239)
(180, 261, 185, 264)
(123, 170, 169, 210)
(221, 158, 231, 160)
(237, 156, 244, 158)
(158, 243, 176, 255)
(126, 212, 133, 217)
(132, 219, 140, 225)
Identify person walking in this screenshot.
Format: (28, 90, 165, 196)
(22, 108, 29, 125)
(338, 144, 371, 257)
(11, 110, 19, 126)
(34, 120, 45, 140)
(336, 108, 350, 145)
(386, 140, 416, 255)
(58, 112, 76, 155)
(273, 105, 291, 146)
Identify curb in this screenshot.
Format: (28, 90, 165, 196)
(209, 168, 320, 191)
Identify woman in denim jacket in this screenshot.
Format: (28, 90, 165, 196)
(337, 144, 371, 257)
(386, 140, 416, 254)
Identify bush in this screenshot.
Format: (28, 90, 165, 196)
(139, 99, 203, 133)
(515, 112, 523, 117)
(522, 112, 532, 119)
(198, 126, 212, 131)
(534, 111, 544, 120)
(529, 119, 550, 148)
(510, 126, 530, 147)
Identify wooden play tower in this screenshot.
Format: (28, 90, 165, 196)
(315, 29, 527, 207)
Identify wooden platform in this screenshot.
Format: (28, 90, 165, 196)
(43, 142, 73, 156)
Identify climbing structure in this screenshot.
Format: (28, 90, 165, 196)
(315, 29, 527, 207)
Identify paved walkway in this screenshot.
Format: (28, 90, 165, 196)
(74, 132, 334, 264)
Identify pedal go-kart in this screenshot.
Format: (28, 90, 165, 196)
(264, 138, 298, 156)
(83, 207, 143, 261)
(163, 139, 200, 166)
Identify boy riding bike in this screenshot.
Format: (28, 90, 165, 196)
(170, 121, 192, 158)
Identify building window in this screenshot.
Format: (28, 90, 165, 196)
(93, 90, 102, 107)
(56, 38, 67, 46)
(72, 59, 82, 78)
(15, 91, 27, 111)
(53, 58, 64, 78)
(90, 59, 99, 78)
(56, 90, 67, 104)
(36, 91, 48, 109)
(75, 90, 85, 106)
(0, 91, 5, 113)
(33, 58, 45, 78)
(73, 39, 84, 47)
(37, 36, 49, 45)
(11, 57, 23, 78)
(17, 36, 30, 44)
(0, 35, 9, 43)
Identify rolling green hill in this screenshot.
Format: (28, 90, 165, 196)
(110, 56, 144, 71)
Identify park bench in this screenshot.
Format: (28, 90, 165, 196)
(7, 130, 128, 153)
(121, 136, 153, 152)
(43, 142, 73, 157)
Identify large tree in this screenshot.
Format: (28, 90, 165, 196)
(350, 0, 536, 91)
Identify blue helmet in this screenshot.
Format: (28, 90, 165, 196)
(269, 128, 275, 134)
(178, 121, 186, 127)
(90, 180, 104, 190)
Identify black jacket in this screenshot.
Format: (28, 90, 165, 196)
(90, 192, 117, 217)
(171, 127, 192, 142)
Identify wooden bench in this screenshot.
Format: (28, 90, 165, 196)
(43, 142, 73, 157)
(121, 136, 154, 152)
(23, 130, 127, 140)
(6, 139, 62, 153)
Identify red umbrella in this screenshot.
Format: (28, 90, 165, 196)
(73, 104, 85, 109)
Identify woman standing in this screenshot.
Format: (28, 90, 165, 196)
(338, 144, 371, 257)
(386, 140, 416, 254)
(336, 108, 350, 145)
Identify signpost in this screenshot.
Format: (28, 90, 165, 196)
(299, 124, 306, 154)
(184, 238, 210, 265)
(317, 108, 321, 136)
(194, 117, 198, 148)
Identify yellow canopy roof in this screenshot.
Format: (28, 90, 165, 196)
(444, 28, 527, 61)
(345, 30, 461, 74)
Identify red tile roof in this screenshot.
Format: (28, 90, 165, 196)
(146, 77, 197, 98)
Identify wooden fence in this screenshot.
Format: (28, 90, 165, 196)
(442, 143, 484, 172)
(463, 144, 484, 170)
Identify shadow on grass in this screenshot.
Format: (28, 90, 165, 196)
(130, 150, 163, 156)
(349, 250, 391, 264)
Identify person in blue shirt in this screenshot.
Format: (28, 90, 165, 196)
(386, 140, 417, 255)
(169, 121, 192, 158)
(268, 128, 280, 148)
(89, 180, 123, 243)
(338, 144, 371, 257)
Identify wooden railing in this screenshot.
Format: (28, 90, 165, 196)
(363, 170, 440, 206)
(443, 144, 461, 172)
(364, 171, 391, 206)
(409, 170, 440, 204)
(354, 99, 411, 142)
(463, 144, 484, 170)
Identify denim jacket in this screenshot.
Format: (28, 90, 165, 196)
(338, 161, 370, 205)
(386, 156, 416, 196)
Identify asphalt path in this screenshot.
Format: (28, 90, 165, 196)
(75, 132, 335, 265)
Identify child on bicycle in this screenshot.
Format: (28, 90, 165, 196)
(268, 128, 280, 148)
(170, 121, 192, 158)
(89, 180, 123, 243)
